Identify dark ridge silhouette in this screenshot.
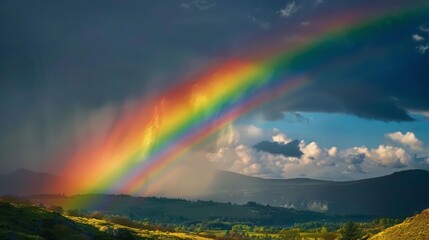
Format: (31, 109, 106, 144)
(0, 168, 59, 195)
(200, 169, 429, 217)
(1, 168, 428, 217)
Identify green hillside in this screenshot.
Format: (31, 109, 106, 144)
(0, 200, 116, 240)
(369, 209, 429, 240)
(0, 200, 210, 240)
(0, 198, 408, 240)
(29, 194, 372, 226)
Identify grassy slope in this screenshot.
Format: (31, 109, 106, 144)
(369, 209, 429, 240)
(0, 201, 210, 240)
(69, 216, 211, 240)
(0, 201, 116, 240)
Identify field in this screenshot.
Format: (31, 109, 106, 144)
(0, 196, 407, 240)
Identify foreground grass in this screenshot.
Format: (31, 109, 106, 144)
(0, 201, 115, 240)
(299, 232, 338, 240)
(0, 200, 343, 240)
(4, 197, 424, 240)
(0, 200, 210, 240)
(197, 229, 339, 240)
(69, 216, 211, 240)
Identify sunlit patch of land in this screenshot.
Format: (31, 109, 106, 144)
(369, 209, 429, 240)
(1, 195, 420, 240)
(68, 216, 211, 240)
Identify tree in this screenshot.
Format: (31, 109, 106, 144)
(321, 226, 329, 233)
(340, 222, 364, 240)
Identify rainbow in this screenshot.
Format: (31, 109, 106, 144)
(57, 2, 427, 208)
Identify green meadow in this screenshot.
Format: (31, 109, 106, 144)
(0, 196, 411, 240)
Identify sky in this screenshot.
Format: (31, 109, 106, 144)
(1, 0, 429, 186)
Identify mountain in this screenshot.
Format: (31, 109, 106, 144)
(198, 170, 429, 217)
(369, 208, 429, 240)
(1, 168, 428, 217)
(0, 169, 60, 196)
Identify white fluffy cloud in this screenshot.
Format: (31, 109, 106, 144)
(301, 141, 337, 167)
(206, 126, 428, 180)
(300, 141, 321, 163)
(412, 34, 425, 42)
(367, 145, 411, 168)
(328, 147, 338, 157)
(208, 127, 340, 178)
(215, 124, 267, 148)
(272, 133, 292, 144)
(387, 131, 423, 150)
(208, 144, 295, 178)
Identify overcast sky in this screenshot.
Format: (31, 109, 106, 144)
(1, 0, 429, 181)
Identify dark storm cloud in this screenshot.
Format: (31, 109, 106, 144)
(284, 112, 310, 123)
(253, 139, 302, 158)
(260, 2, 429, 122)
(1, 0, 428, 171)
(0, 0, 273, 171)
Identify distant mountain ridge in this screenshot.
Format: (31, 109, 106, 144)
(199, 169, 429, 217)
(1, 168, 428, 217)
(0, 168, 59, 195)
(29, 194, 345, 226)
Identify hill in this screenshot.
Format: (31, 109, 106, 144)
(198, 169, 429, 217)
(0, 169, 59, 195)
(28, 194, 362, 226)
(1, 168, 428, 217)
(0, 198, 397, 240)
(0, 200, 211, 240)
(369, 208, 429, 240)
(0, 200, 116, 239)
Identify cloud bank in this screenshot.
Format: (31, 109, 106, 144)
(207, 126, 429, 180)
